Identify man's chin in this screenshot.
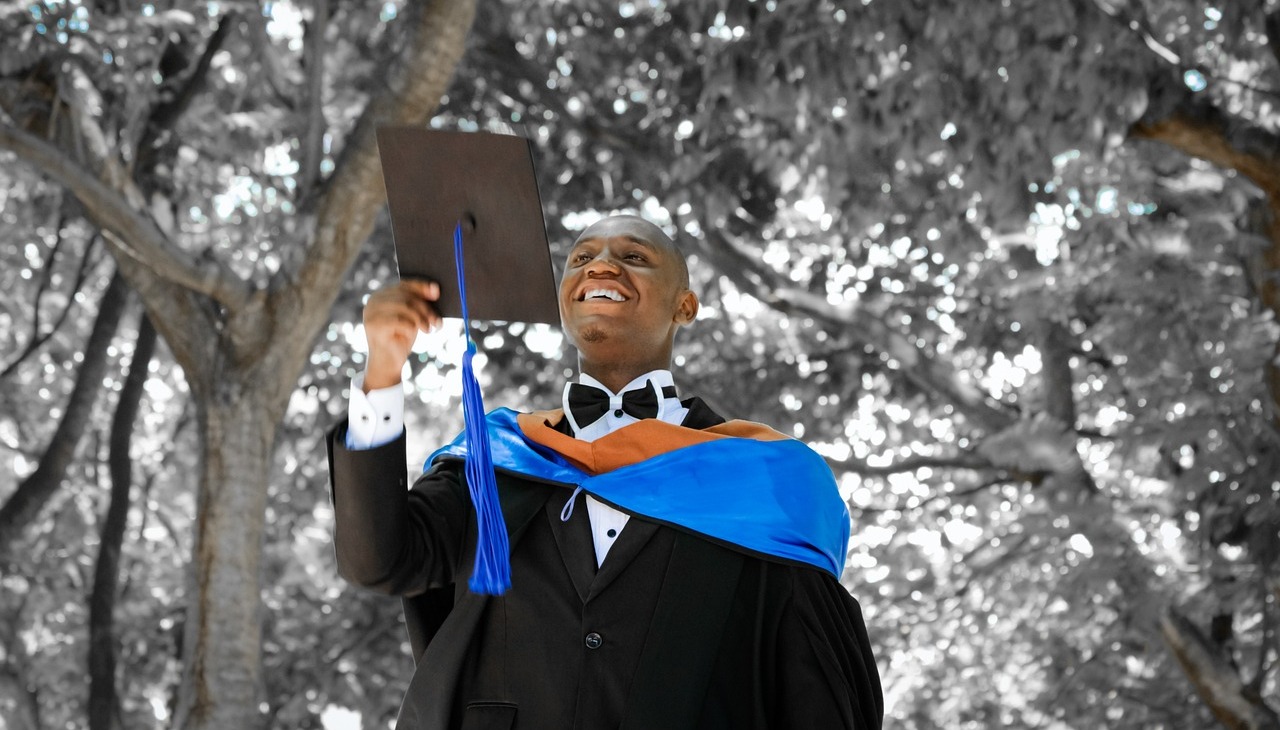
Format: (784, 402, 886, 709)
(578, 325, 610, 344)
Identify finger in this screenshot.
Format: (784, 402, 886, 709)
(410, 300, 440, 332)
(403, 278, 441, 301)
(370, 303, 426, 335)
(394, 312, 423, 335)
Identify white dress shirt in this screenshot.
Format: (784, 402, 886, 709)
(346, 369, 688, 566)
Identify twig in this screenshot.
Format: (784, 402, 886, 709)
(856, 472, 1010, 514)
(828, 451, 994, 478)
(0, 230, 100, 380)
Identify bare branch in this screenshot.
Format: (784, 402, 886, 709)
(136, 12, 238, 165)
(1265, 10, 1280, 75)
(960, 532, 1035, 585)
(0, 665, 39, 730)
(0, 221, 99, 379)
(297, 0, 329, 202)
(1249, 575, 1275, 694)
(0, 270, 129, 559)
(858, 473, 1010, 514)
(88, 313, 157, 730)
(1131, 95, 1280, 199)
(0, 121, 252, 311)
(243, 7, 301, 110)
(1162, 608, 1280, 730)
(827, 451, 994, 477)
(700, 225, 1016, 432)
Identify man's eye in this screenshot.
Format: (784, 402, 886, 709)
(625, 253, 646, 261)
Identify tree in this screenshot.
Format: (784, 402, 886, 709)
(1, 1, 476, 727)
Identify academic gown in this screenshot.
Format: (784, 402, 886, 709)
(326, 397, 883, 730)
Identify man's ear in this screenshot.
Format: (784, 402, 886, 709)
(674, 290, 699, 326)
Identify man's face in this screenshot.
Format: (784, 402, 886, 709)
(558, 216, 697, 370)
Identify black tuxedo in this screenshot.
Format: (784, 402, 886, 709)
(326, 398, 882, 729)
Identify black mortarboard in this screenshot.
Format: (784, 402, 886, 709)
(378, 126, 562, 595)
(376, 127, 559, 324)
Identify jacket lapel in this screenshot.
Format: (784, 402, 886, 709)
(679, 396, 727, 429)
(544, 490, 597, 603)
(587, 516, 659, 599)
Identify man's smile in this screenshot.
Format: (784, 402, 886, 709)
(576, 286, 630, 302)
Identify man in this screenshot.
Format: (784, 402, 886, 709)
(327, 215, 883, 729)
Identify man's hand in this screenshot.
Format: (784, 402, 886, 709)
(362, 279, 442, 392)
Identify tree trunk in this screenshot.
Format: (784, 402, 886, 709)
(171, 375, 280, 730)
(88, 314, 157, 730)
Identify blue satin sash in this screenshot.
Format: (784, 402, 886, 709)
(427, 408, 849, 577)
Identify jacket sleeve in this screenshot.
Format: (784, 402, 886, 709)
(326, 419, 470, 596)
(772, 569, 884, 729)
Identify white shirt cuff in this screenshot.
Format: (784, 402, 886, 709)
(345, 373, 406, 450)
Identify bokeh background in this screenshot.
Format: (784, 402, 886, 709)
(1, 0, 1278, 728)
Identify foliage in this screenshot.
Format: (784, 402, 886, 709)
(1, 0, 1278, 729)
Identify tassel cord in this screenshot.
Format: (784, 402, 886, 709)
(454, 222, 511, 594)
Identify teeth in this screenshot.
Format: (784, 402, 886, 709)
(584, 289, 625, 302)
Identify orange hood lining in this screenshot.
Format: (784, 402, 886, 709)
(516, 409, 791, 476)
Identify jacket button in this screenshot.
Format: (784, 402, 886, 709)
(584, 632, 603, 650)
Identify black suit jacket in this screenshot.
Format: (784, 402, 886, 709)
(326, 400, 883, 729)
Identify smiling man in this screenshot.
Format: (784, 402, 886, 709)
(327, 214, 883, 730)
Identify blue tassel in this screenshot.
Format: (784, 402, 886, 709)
(453, 222, 511, 595)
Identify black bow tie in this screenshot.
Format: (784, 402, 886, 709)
(566, 381, 678, 428)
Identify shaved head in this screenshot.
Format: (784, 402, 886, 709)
(575, 215, 689, 289)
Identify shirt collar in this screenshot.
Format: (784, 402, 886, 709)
(578, 369, 677, 397)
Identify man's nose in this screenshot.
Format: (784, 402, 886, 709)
(584, 253, 621, 275)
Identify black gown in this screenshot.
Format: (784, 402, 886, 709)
(326, 397, 883, 730)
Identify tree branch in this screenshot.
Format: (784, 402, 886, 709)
(263, 0, 478, 391)
(1264, 10, 1280, 75)
(858, 473, 1010, 514)
(297, 0, 329, 203)
(1248, 575, 1275, 694)
(0, 225, 98, 380)
(1131, 94, 1280, 199)
(826, 450, 994, 477)
(1131, 68, 1280, 427)
(701, 225, 1016, 432)
(956, 531, 1036, 593)
(0, 121, 252, 311)
(243, 9, 300, 111)
(136, 12, 238, 167)
(0, 665, 39, 730)
(1161, 608, 1280, 730)
(88, 313, 157, 730)
(0, 270, 129, 559)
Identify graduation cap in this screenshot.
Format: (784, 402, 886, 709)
(377, 127, 559, 595)
(377, 126, 559, 323)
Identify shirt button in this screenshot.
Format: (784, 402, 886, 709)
(606, 528, 617, 538)
(613, 408, 624, 417)
(584, 632, 603, 650)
